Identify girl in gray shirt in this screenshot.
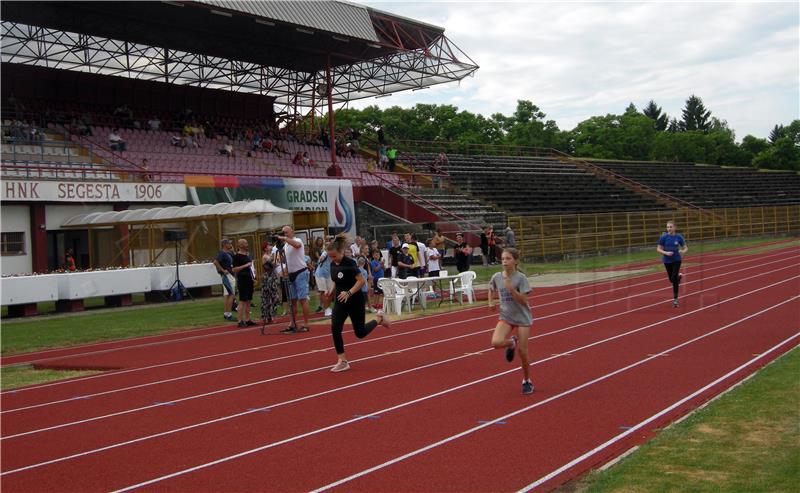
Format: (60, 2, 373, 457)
(488, 248, 534, 394)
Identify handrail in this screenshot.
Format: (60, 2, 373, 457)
(361, 169, 486, 234)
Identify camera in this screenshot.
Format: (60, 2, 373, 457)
(270, 234, 285, 251)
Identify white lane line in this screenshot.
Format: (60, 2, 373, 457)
(5, 251, 797, 415)
(5, 278, 797, 477)
(517, 338, 800, 492)
(5, 246, 794, 397)
(3, 259, 797, 438)
(309, 301, 800, 493)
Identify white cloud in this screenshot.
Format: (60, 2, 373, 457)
(355, 1, 799, 139)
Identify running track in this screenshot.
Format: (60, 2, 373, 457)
(1, 243, 798, 492)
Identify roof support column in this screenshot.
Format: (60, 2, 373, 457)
(325, 54, 337, 167)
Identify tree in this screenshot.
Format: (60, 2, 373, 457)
(740, 135, 770, 166)
(642, 100, 668, 131)
(667, 117, 680, 133)
(680, 95, 712, 132)
(571, 110, 655, 161)
(752, 137, 800, 171)
(768, 124, 786, 144)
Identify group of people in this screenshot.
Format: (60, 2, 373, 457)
(210, 219, 687, 392)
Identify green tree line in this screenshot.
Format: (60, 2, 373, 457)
(324, 95, 799, 171)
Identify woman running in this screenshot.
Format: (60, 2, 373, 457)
(657, 220, 688, 307)
(488, 248, 534, 394)
(327, 235, 391, 372)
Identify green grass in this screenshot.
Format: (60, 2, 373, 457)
(573, 347, 800, 493)
(1, 365, 101, 390)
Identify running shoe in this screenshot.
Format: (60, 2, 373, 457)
(368, 306, 377, 313)
(376, 310, 391, 328)
(324, 307, 332, 317)
(245, 320, 257, 327)
(522, 380, 534, 395)
(224, 314, 236, 322)
(673, 299, 679, 308)
(330, 360, 350, 372)
(237, 321, 247, 328)
(281, 326, 298, 334)
(506, 336, 518, 362)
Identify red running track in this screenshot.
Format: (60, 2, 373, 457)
(1, 244, 798, 492)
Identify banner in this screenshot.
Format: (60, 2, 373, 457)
(188, 178, 356, 234)
(2, 180, 186, 203)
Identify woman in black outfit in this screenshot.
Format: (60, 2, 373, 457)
(232, 238, 256, 328)
(326, 235, 391, 372)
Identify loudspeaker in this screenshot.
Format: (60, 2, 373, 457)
(163, 230, 188, 242)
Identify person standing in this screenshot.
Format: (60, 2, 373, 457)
(232, 239, 256, 328)
(480, 227, 490, 266)
(326, 235, 390, 372)
(454, 233, 472, 273)
(387, 145, 397, 172)
(388, 235, 403, 278)
(432, 229, 446, 259)
(488, 248, 534, 395)
(276, 225, 312, 333)
(260, 242, 280, 326)
(426, 239, 441, 278)
(315, 245, 334, 317)
(212, 239, 236, 322)
(656, 220, 688, 307)
(64, 248, 77, 272)
(504, 226, 516, 248)
(397, 244, 414, 279)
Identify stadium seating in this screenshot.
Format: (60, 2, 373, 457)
(589, 160, 800, 208)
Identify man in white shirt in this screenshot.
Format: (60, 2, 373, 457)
(426, 239, 441, 277)
(276, 225, 311, 333)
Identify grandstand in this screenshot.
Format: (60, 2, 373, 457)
(588, 160, 800, 209)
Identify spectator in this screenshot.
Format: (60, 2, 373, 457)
(141, 158, 152, 182)
(314, 239, 333, 317)
(260, 242, 281, 325)
(432, 229, 446, 258)
(232, 238, 256, 327)
(505, 226, 517, 248)
(436, 151, 449, 168)
(276, 225, 312, 334)
(454, 233, 472, 273)
(302, 152, 312, 166)
(426, 239, 441, 278)
(388, 235, 402, 278)
(370, 249, 385, 296)
(387, 145, 397, 172)
(147, 116, 161, 131)
(64, 248, 77, 272)
(292, 151, 304, 166)
(397, 244, 414, 280)
(378, 144, 389, 169)
(376, 125, 385, 145)
(357, 256, 376, 313)
(219, 142, 234, 157)
(108, 128, 126, 152)
(212, 238, 237, 322)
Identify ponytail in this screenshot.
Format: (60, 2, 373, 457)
(326, 233, 348, 253)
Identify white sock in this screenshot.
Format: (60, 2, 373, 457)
(224, 312, 230, 317)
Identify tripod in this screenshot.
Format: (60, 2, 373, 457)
(168, 240, 192, 301)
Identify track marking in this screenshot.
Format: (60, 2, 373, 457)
(308, 303, 800, 493)
(5, 247, 795, 398)
(5, 280, 796, 477)
(517, 336, 800, 492)
(3, 265, 797, 443)
(6, 252, 797, 414)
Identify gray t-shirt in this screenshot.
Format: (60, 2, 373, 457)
(490, 270, 533, 326)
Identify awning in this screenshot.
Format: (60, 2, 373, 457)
(62, 199, 294, 234)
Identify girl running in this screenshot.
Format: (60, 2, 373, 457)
(488, 248, 534, 394)
(657, 220, 688, 307)
(327, 235, 391, 372)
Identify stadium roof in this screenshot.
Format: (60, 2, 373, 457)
(1, 1, 477, 110)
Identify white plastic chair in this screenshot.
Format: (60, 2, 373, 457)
(452, 271, 477, 304)
(377, 278, 407, 315)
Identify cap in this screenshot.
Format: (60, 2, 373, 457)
(401, 243, 410, 248)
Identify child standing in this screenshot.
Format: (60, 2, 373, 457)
(488, 248, 534, 394)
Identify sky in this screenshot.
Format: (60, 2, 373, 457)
(355, 1, 799, 140)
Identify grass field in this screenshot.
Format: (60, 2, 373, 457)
(572, 347, 800, 493)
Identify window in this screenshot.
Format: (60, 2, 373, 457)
(1, 232, 26, 255)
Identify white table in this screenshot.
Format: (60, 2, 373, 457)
(395, 273, 465, 310)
